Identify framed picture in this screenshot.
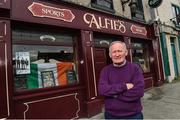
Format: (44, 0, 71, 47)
(15, 52, 30, 75)
(41, 71, 55, 88)
(66, 70, 77, 84)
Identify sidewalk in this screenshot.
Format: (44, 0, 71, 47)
(142, 81, 180, 119)
(89, 81, 180, 119)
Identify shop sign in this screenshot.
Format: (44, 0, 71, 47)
(148, 0, 162, 8)
(26, 2, 147, 37)
(130, 25, 147, 36)
(28, 2, 75, 22)
(83, 13, 126, 33)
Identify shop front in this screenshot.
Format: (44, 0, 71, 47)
(0, 0, 164, 119)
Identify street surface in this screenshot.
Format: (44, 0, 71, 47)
(89, 81, 180, 119)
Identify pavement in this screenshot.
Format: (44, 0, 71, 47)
(88, 80, 180, 119)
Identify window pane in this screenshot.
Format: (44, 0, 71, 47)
(12, 30, 79, 92)
(132, 43, 150, 73)
(172, 5, 180, 25)
(91, 0, 114, 11)
(12, 30, 73, 44)
(131, 0, 144, 20)
(97, 0, 112, 8)
(172, 6, 176, 17)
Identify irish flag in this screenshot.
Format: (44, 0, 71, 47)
(27, 62, 74, 89)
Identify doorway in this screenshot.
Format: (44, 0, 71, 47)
(170, 37, 178, 76)
(94, 47, 112, 96)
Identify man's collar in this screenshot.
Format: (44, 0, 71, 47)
(113, 60, 127, 67)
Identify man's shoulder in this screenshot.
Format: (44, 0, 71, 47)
(126, 61, 141, 70)
(101, 64, 113, 71)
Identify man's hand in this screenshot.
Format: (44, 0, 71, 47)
(126, 83, 134, 90)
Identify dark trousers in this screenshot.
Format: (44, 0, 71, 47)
(105, 111, 143, 120)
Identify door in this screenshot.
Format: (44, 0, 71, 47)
(94, 48, 112, 96)
(170, 39, 178, 76)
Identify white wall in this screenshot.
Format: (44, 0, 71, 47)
(156, 0, 180, 28)
(69, 0, 153, 22)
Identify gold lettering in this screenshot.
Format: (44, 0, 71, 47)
(110, 19, 114, 30)
(83, 13, 100, 29)
(42, 8, 48, 14)
(113, 20, 119, 31)
(83, 13, 126, 33)
(119, 21, 126, 33)
(99, 17, 106, 29)
(41, 8, 64, 17)
(105, 18, 111, 29)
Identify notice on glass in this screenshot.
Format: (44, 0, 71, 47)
(41, 71, 55, 88)
(15, 52, 30, 75)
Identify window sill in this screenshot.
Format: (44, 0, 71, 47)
(13, 84, 84, 100)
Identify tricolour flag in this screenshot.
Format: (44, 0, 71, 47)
(27, 62, 74, 89)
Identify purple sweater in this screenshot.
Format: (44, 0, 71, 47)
(98, 61, 144, 117)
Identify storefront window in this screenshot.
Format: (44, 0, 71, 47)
(12, 29, 78, 92)
(94, 37, 114, 48)
(132, 43, 150, 73)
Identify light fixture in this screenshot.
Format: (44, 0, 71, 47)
(40, 35, 56, 42)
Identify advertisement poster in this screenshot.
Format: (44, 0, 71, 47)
(41, 71, 55, 87)
(15, 52, 30, 75)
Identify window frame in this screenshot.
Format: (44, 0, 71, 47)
(91, 0, 115, 13)
(131, 0, 145, 22)
(171, 4, 180, 27)
(131, 42, 151, 73)
(12, 25, 80, 93)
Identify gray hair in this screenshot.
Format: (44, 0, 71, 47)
(109, 41, 127, 52)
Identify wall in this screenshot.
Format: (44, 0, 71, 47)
(155, 0, 180, 81)
(63, 0, 153, 23)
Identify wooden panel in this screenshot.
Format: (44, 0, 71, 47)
(0, 20, 8, 118)
(144, 77, 153, 89)
(0, 21, 6, 41)
(86, 99, 103, 117)
(94, 48, 107, 95)
(81, 30, 97, 99)
(14, 93, 82, 119)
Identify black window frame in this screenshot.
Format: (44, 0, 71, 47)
(172, 4, 180, 27)
(131, 0, 145, 22)
(91, 0, 115, 13)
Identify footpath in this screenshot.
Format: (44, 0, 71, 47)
(89, 81, 180, 119)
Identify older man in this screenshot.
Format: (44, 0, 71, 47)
(98, 41, 144, 119)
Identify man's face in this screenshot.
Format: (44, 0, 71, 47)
(109, 43, 128, 65)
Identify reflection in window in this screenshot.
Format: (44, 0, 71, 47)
(132, 43, 150, 73)
(172, 5, 180, 26)
(131, 0, 144, 21)
(12, 29, 78, 92)
(91, 0, 114, 13)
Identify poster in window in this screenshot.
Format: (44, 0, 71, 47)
(66, 70, 77, 84)
(41, 71, 55, 87)
(15, 52, 30, 75)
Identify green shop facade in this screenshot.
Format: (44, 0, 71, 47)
(160, 31, 180, 82)
(0, 0, 165, 119)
